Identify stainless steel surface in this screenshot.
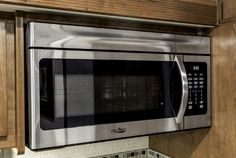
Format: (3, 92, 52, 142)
(28, 22, 210, 54)
(183, 55, 211, 129)
(174, 56, 188, 124)
(175, 35, 211, 54)
(32, 50, 173, 62)
(27, 49, 184, 149)
(111, 128, 127, 133)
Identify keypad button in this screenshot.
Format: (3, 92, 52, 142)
(193, 78, 198, 81)
(188, 78, 193, 81)
(189, 85, 192, 89)
(199, 77, 204, 80)
(199, 85, 204, 88)
(200, 105, 204, 109)
(194, 81, 198, 85)
(188, 106, 193, 110)
(199, 81, 204, 85)
(199, 73, 204, 76)
(199, 101, 204, 104)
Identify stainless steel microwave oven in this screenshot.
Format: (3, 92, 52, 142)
(26, 22, 211, 149)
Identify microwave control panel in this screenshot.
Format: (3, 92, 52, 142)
(184, 62, 208, 116)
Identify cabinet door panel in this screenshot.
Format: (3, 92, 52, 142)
(0, 20, 16, 149)
(0, 21, 8, 137)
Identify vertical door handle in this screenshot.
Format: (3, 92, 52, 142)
(174, 56, 188, 124)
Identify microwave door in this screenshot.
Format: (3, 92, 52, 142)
(28, 49, 187, 149)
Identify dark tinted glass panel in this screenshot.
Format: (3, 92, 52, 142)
(170, 63, 182, 116)
(185, 62, 207, 116)
(39, 59, 182, 130)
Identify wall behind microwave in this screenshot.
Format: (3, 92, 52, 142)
(0, 136, 148, 158)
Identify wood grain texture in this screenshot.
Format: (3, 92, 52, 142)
(15, 11, 25, 154)
(0, 0, 217, 25)
(222, 0, 236, 21)
(0, 21, 8, 138)
(0, 20, 16, 149)
(179, 0, 216, 6)
(150, 21, 236, 158)
(0, 11, 14, 20)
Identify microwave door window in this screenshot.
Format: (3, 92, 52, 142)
(39, 59, 177, 130)
(39, 60, 95, 130)
(93, 61, 174, 123)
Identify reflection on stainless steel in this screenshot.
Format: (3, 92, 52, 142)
(175, 35, 210, 54)
(35, 50, 173, 61)
(174, 56, 188, 124)
(26, 22, 211, 150)
(28, 22, 210, 54)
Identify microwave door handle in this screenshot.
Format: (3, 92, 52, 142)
(174, 56, 189, 124)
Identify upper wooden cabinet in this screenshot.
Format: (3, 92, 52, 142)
(221, 0, 236, 21)
(0, 0, 217, 26)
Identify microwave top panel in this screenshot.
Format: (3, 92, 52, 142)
(27, 22, 210, 55)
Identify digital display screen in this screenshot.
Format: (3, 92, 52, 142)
(190, 65, 200, 71)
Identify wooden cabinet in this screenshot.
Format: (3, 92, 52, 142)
(221, 0, 236, 21)
(0, 0, 217, 26)
(0, 19, 16, 149)
(218, 0, 236, 23)
(0, 21, 8, 138)
(0, 13, 25, 154)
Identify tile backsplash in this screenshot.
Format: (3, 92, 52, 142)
(0, 136, 149, 158)
(90, 148, 170, 158)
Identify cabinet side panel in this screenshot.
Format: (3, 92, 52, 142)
(15, 12, 25, 154)
(0, 20, 8, 138)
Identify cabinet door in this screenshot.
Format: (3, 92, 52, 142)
(0, 20, 16, 149)
(0, 21, 8, 137)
